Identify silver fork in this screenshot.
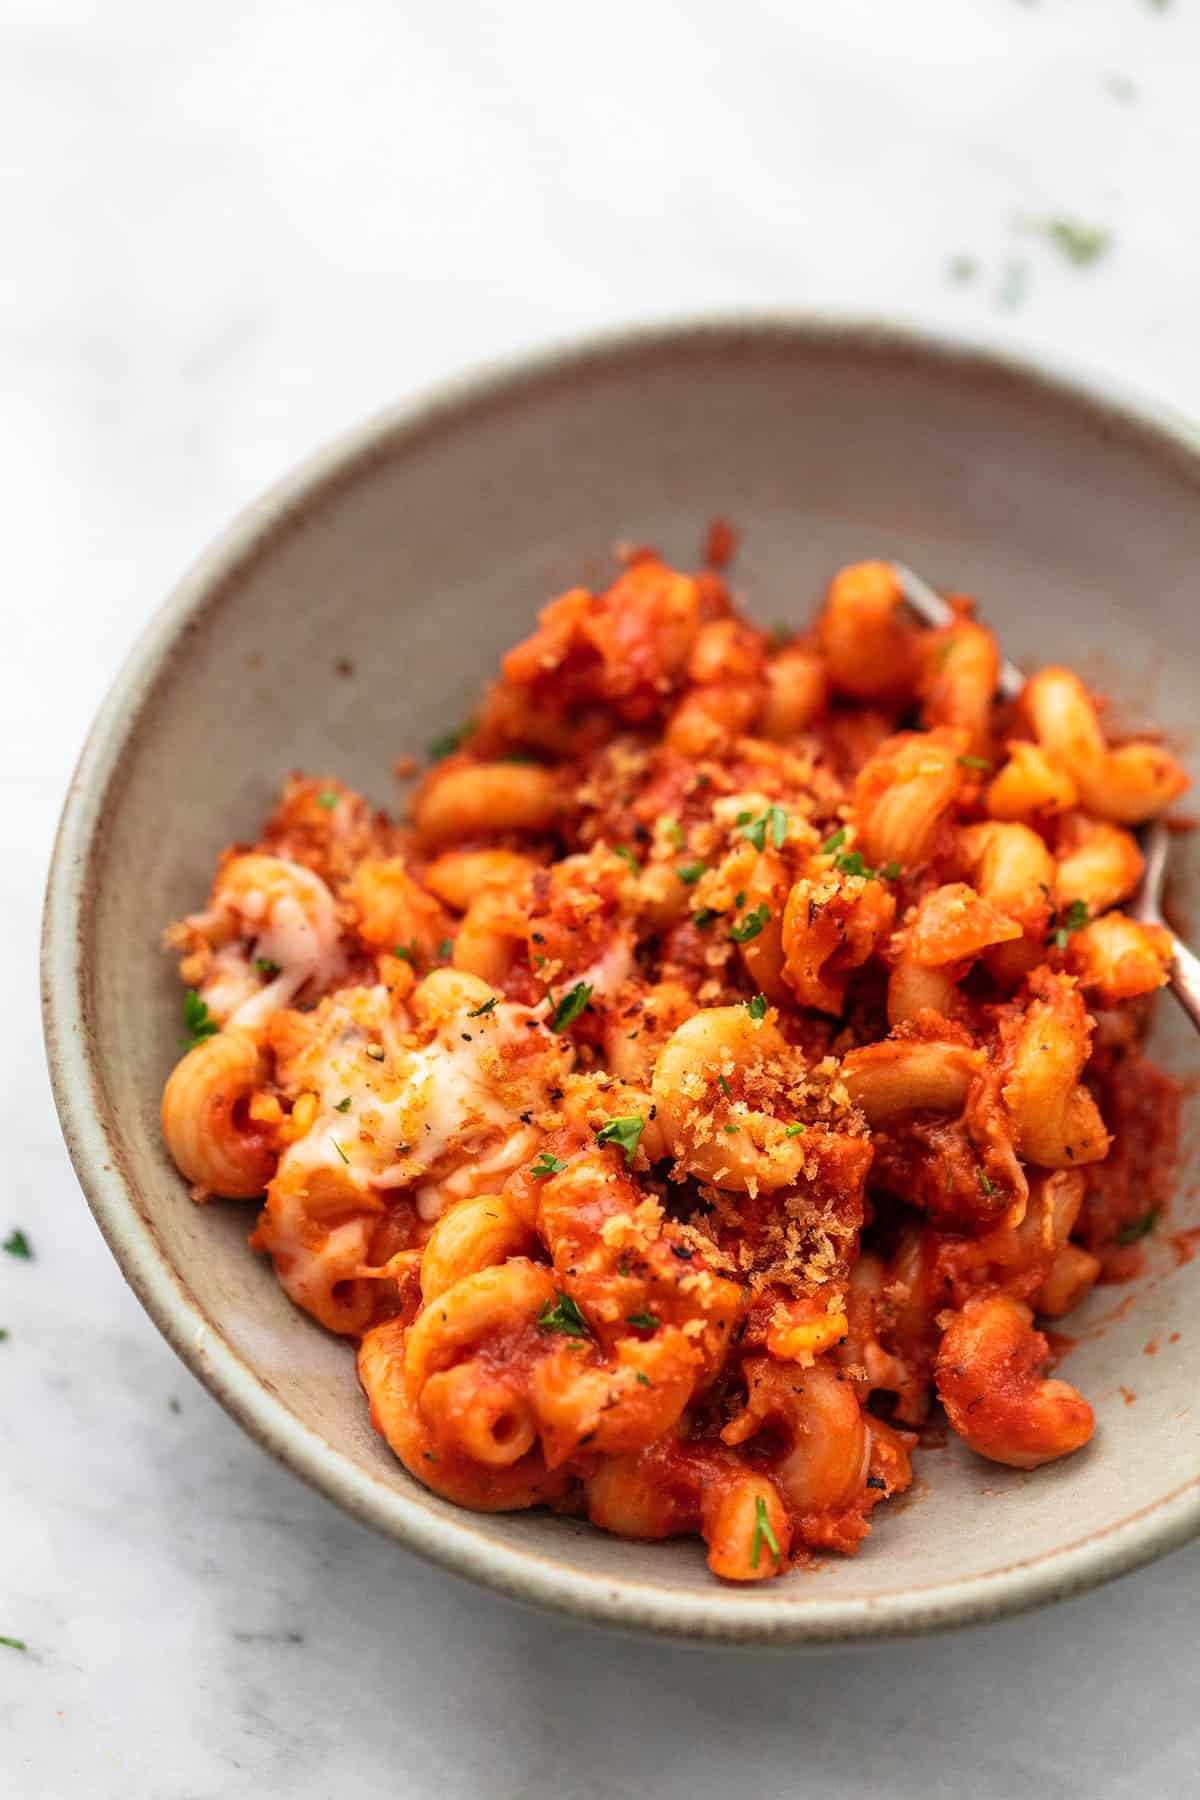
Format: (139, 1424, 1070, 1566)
(892, 561, 1200, 1033)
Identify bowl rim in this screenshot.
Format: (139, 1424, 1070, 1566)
(41, 309, 1200, 1646)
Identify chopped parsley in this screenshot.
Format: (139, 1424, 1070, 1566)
(665, 821, 686, 850)
(677, 861, 706, 885)
(785, 1122, 807, 1138)
(334, 1096, 352, 1113)
(3, 1230, 32, 1261)
(596, 1115, 646, 1165)
(750, 1495, 781, 1571)
(393, 943, 416, 964)
(613, 845, 640, 871)
(692, 908, 719, 929)
(437, 938, 452, 961)
(625, 1310, 659, 1330)
(956, 754, 992, 772)
(330, 1138, 350, 1166)
(316, 789, 340, 810)
(467, 997, 499, 1018)
(881, 861, 902, 881)
(735, 807, 788, 853)
(747, 994, 767, 1021)
(427, 722, 474, 761)
(1048, 899, 1089, 950)
(635, 1372, 651, 1387)
(0, 1636, 27, 1652)
(182, 989, 218, 1048)
(1039, 218, 1112, 267)
(530, 1152, 568, 1181)
(1116, 1209, 1159, 1245)
(550, 981, 593, 1031)
(821, 827, 846, 854)
(254, 957, 281, 978)
(728, 904, 770, 944)
(0, 1329, 8, 1342)
(977, 1168, 997, 1197)
(718, 1074, 732, 1099)
(833, 850, 870, 878)
(537, 1292, 592, 1338)
(499, 749, 535, 764)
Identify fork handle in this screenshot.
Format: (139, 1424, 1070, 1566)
(1168, 934, 1200, 1033)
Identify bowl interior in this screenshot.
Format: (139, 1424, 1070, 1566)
(51, 322, 1200, 1642)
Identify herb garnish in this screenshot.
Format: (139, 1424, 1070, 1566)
(625, 1310, 659, 1330)
(735, 806, 789, 853)
(750, 1496, 781, 1570)
(729, 904, 770, 944)
(254, 957, 281, 977)
(1046, 899, 1089, 950)
(785, 1122, 807, 1138)
(182, 989, 218, 1048)
(665, 821, 686, 850)
(393, 944, 415, 964)
(1117, 1209, 1159, 1245)
(437, 938, 452, 961)
(692, 908, 719, 929)
(537, 1292, 592, 1338)
(957, 754, 992, 772)
(821, 827, 846, 854)
(718, 1074, 732, 1099)
(596, 1116, 646, 1165)
(467, 997, 499, 1018)
(530, 1152, 568, 1181)
(0, 1636, 27, 1652)
(977, 1169, 996, 1197)
(550, 981, 593, 1031)
(677, 861, 705, 885)
(427, 722, 474, 761)
(330, 1139, 350, 1166)
(3, 1230, 32, 1260)
(747, 994, 767, 1021)
(334, 1096, 352, 1113)
(613, 845, 640, 870)
(316, 789, 340, 810)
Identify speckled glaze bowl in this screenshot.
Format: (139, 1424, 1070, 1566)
(42, 317, 1200, 1645)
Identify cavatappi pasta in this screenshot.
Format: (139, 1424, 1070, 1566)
(162, 550, 1186, 1581)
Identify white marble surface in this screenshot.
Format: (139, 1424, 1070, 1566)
(4, 1, 1200, 1793)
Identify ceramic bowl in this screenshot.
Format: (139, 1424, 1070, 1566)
(42, 317, 1200, 1645)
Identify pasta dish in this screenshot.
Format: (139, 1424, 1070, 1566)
(161, 551, 1186, 1581)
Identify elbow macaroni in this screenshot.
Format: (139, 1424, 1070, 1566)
(160, 549, 1186, 1583)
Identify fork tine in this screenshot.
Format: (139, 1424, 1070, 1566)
(891, 562, 1026, 701)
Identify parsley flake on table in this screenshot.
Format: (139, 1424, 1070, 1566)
(596, 1115, 646, 1165)
(550, 981, 593, 1031)
(182, 989, 218, 1049)
(0, 1636, 27, 1652)
(3, 1230, 32, 1260)
(537, 1292, 592, 1338)
(1039, 218, 1112, 266)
